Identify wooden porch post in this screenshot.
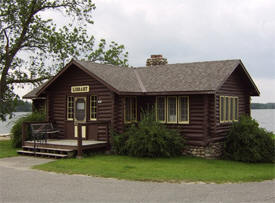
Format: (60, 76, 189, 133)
(77, 123, 83, 158)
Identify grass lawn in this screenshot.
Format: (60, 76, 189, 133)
(34, 155, 275, 183)
(0, 140, 18, 158)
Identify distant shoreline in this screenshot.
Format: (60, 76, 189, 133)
(251, 103, 275, 109)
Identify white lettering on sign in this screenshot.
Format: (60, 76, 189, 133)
(71, 85, 90, 93)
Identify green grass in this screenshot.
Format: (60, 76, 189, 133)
(34, 155, 275, 183)
(0, 140, 18, 158)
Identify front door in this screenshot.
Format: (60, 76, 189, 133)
(74, 97, 86, 139)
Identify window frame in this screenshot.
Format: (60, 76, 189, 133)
(155, 96, 166, 123)
(219, 95, 239, 123)
(178, 96, 189, 124)
(90, 95, 97, 121)
(167, 96, 178, 124)
(233, 97, 239, 121)
(124, 96, 137, 123)
(67, 96, 74, 121)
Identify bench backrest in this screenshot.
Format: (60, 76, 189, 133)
(30, 123, 54, 133)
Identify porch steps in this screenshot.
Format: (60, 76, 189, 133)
(17, 146, 76, 158)
(17, 150, 68, 158)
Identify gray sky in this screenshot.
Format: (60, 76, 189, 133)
(19, 0, 275, 103)
(90, 0, 275, 103)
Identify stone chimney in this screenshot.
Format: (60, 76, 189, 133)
(146, 55, 168, 66)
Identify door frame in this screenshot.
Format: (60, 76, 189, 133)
(74, 96, 87, 139)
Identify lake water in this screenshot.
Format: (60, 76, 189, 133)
(0, 110, 274, 134)
(251, 109, 275, 133)
(0, 112, 30, 135)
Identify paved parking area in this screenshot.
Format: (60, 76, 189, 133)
(0, 156, 274, 203)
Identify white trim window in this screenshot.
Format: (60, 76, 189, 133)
(90, 95, 97, 120)
(124, 97, 137, 123)
(178, 96, 189, 124)
(156, 96, 166, 122)
(220, 96, 239, 123)
(67, 96, 74, 120)
(167, 96, 177, 123)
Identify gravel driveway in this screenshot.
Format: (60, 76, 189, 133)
(0, 156, 274, 203)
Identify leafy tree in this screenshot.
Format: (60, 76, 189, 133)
(0, 0, 128, 120)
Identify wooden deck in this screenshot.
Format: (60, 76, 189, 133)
(24, 139, 108, 150)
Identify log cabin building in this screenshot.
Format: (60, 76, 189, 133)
(23, 55, 260, 158)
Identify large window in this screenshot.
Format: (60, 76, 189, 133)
(155, 96, 189, 124)
(124, 97, 137, 123)
(220, 96, 238, 123)
(67, 96, 74, 120)
(178, 96, 189, 123)
(156, 96, 166, 122)
(90, 95, 97, 120)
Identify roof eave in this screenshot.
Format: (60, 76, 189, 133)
(119, 90, 216, 96)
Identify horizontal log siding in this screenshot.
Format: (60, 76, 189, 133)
(114, 94, 124, 134)
(214, 67, 251, 142)
(178, 95, 207, 146)
(47, 65, 113, 141)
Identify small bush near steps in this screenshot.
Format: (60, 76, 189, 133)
(111, 113, 184, 158)
(10, 112, 46, 148)
(223, 116, 275, 163)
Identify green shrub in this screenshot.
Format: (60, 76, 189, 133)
(10, 112, 46, 148)
(223, 115, 275, 163)
(111, 113, 184, 157)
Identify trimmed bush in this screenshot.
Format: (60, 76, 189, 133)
(223, 115, 275, 163)
(10, 112, 46, 148)
(111, 113, 184, 157)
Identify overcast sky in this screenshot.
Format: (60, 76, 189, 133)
(90, 0, 275, 103)
(19, 0, 275, 103)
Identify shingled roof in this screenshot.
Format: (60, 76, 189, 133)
(23, 59, 260, 99)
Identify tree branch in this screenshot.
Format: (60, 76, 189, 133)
(6, 76, 51, 84)
(3, 29, 9, 54)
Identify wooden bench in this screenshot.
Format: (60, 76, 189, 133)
(30, 123, 59, 143)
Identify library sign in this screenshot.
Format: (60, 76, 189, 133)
(71, 85, 90, 93)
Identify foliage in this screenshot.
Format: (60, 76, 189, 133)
(0, 0, 128, 120)
(34, 155, 275, 183)
(0, 140, 18, 158)
(111, 113, 184, 158)
(15, 100, 32, 112)
(223, 116, 275, 163)
(251, 103, 275, 109)
(10, 112, 46, 148)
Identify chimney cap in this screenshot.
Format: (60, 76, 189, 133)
(151, 54, 163, 59)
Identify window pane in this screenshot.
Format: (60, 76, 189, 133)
(157, 97, 165, 121)
(220, 97, 224, 121)
(235, 98, 238, 120)
(125, 97, 131, 122)
(230, 97, 233, 121)
(67, 96, 74, 120)
(168, 97, 177, 122)
(225, 97, 229, 121)
(131, 97, 137, 121)
(179, 97, 188, 122)
(90, 95, 97, 120)
(77, 102, 85, 110)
